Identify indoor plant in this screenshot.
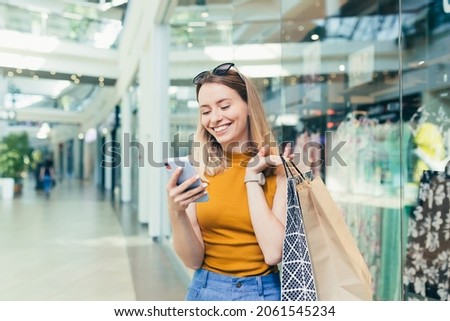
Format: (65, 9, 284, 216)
(0, 132, 32, 195)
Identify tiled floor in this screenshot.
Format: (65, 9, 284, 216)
(0, 177, 187, 300)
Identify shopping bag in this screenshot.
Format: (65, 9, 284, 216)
(280, 174, 318, 301)
(282, 158, 373, 300)
(403, 161, 450, 301)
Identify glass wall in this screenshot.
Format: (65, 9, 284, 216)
(168, 0, 450, 301)
(279, 0, 403, 301)
(401, 0, 450, 301)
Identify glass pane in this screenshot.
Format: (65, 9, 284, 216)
(281, 0, 402, 300)
(401, 0, 450, 301)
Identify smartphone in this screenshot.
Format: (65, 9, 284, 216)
(164, 156, 209, 202)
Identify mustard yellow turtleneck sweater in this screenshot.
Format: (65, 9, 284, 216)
(195, 153, 278, 277)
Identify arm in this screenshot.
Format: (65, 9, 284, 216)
(166, 168, 207, 270)
(246, 172, 287, 266)
(245, 144, 291, 266)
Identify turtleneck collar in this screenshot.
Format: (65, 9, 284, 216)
(224, 151, 254, 167)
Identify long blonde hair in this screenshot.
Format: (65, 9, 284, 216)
(192, 67, 278, 179)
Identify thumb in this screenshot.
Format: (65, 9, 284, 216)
(258, 144, 270, 156)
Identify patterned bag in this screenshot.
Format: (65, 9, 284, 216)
(280, 164, 318, 301)
(404, 163, 450, 301)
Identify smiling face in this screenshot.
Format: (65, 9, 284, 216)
(198, 82, 249, 150)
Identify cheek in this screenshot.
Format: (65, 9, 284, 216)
(200, 116, 210, 129)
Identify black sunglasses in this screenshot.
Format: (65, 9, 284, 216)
(192, 62, 244, 85)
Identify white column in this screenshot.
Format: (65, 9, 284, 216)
(121, 94, 132, 202)
(138, 24, 170, 237)
(74, 135, 81, 179)
(104, 132, 112, 190)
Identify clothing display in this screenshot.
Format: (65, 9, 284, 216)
(404, 166, 450, 301)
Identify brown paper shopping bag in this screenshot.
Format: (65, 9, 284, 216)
(285, 160, 372, 300)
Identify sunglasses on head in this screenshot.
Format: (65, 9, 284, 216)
(193, 62, 244, 85)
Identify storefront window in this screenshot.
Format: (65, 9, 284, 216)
(401, 0, 450, 301)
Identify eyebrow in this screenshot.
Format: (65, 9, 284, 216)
(199, 98, 230, 109)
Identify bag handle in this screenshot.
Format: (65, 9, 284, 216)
(280, 154, 294, 178)
(280, 155, 308, 181)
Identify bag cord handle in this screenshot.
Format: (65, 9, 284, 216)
(280, 154, 293, 178)
(280, 155, 309, 181)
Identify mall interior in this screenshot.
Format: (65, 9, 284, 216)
(0, 0, 449, 301)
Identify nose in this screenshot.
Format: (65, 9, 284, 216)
(210, 108, 223, 124)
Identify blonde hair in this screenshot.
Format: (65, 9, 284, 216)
(192, 67, 278, 180)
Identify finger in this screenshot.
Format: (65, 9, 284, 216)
(258, 144, 270, 156)
(265, 155, 278, 168)
(175, 183, 207, 203)
(166, 167, 183, 189)
(177, 174, 203, 192)
(282, 142, 292, 158)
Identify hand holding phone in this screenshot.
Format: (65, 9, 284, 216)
(164, 157, 209, 202)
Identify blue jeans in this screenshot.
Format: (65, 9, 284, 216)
(43, 176, 52, 194)
(185, 269, 281, 301)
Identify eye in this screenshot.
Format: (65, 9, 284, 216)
(220, 105, 230, 110)
(201, 110, 211, 116)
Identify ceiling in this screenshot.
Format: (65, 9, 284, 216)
(1, 0, 446, 136)
(0, 0, 126, 126)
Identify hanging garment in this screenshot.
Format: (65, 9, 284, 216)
(404, 162, 450, 301)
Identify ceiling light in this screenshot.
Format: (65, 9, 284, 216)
(339, 64, 346, 72)
(16, 68, 22, 74)
(99, 76, 104, 82)
(50, 71, 56, 75)
(36, 132, 48, 140)
(78, 133, 85, 140)
(7, 71, 14, 77)
(200, 12, 209, 18)
(98, 0, 128, 11)
(187, 21, 207, 27)
(71, 74, 77, 80)
(311, 34, 320, 41)
(74, 79, 80, 84)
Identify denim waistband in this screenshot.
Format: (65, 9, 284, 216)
(192, 269, 280, 296)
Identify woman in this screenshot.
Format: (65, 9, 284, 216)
(166, 63, 290, 301)
(39, 157, 55, 198)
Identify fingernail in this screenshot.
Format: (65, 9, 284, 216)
(202, 183, 208, 187)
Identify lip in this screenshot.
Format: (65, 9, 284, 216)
(212, 123, 231, 134)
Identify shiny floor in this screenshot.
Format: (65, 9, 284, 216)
(0, 178, 187, 301)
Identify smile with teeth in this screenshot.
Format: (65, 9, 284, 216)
(213, 124, 231, 133)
